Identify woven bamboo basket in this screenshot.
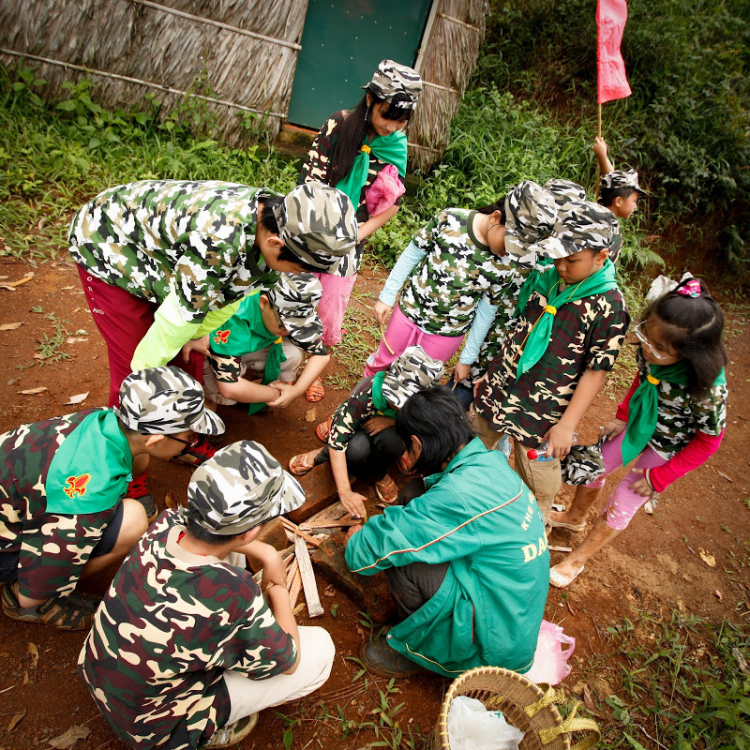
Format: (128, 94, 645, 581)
(428, 666, 600, 750)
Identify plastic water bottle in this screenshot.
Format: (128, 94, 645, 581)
(527, 442, 554, 461)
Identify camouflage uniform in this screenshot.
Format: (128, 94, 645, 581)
(475, 286, 630, 448)
(69, 180, 281, 323)
(78, 508, 297, 750)
(0, 409, 126, 600)
(298, 111, 402, 224)
(638, 350, 728, 456)
(399, 209, 528, 336)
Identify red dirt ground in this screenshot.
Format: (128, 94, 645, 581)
(0, 256, 748, 750)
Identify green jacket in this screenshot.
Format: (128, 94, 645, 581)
(345, 438, 549, 677)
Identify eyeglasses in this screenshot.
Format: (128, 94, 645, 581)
(627, 321, 672, 361)
(269, 302, 283, 329)
(168, 434, 199, 452)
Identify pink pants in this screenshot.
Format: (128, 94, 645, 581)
(313, 272, 358, 346)
(586, 431, 667, 530)
(77, 266, 203, 407)
(363, 306, 464, 377)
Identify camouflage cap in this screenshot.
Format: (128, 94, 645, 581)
(504, 181, 558, 266)
(364, 59, 423, 110)
(601, 169, 644, 193)
(531, 198, 622, 260)
(188, 441, 305, 535)
(267, 273, 324, 352)
(115, 366, 225, 436)
(544, 179, 587, 209)
(381, 345, 445, 410)
(273, 183, 359, 277)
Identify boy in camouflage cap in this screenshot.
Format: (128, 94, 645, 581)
(472, 199, 630, 521)
(593, 136, 645, 221)
(70, 179, 357, 408)
(203, 273, 330, 411)
(0, 366, 224, 631)
(79, 441, 335, 750)
(290, 346, 445, 517)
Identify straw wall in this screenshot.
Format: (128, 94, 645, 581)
(410, 0, 489, 172)
(0, 0, 308, 144)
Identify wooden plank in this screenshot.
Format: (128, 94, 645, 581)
(295, 535, 324, 618)
(287, 560, 301, 608)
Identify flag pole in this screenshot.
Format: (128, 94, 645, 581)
(596, 102, 602, 198)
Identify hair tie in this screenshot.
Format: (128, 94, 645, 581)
(678, 279, 701, 298)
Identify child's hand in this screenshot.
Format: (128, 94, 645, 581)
(363, 416, 395, 436)
(543, 423, 576, 458)
(182, 334, 210, 362)
(629, 469, 654, 497)
(600, 417, 627, 440)
(339, 489, 368, 520)
(453, 362, 471, 384)
(374, 300, 393, 326)
(593, 136, 609, 159)
(266, 381, 296, 408)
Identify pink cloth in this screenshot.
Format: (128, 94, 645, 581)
(597, 0, 632, 103)
(313, 271, 358, 346)
(365, 164, 406, 217)
(586, 431, 666, 530)
(363, 305, 463, 377)
(77, 265, 203, 406)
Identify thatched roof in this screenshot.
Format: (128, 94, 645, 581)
(0, 0, 489, 167)
(0, 0, 307, 144)
(409, 0, 489, 172)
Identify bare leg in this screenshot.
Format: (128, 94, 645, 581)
(550, 484, 602, 527)
(553, 517, 621, 579)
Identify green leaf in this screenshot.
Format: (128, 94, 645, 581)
(624, 733, 648, 750)
(56, 100, 77, 112)
(283, 726, 294, 750)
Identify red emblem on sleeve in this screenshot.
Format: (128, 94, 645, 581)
(64, 473, 92, 498)
(213, 330, 230, 344)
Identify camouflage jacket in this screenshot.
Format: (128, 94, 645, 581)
(475, 287, 630, 447)
(69, 181, 280, 324)
(638, 351, 728, 456)
(327, 377, 383, 453)
(78, 509, 297, 750)
(399, 210, 528, 336)
(0, 408, 125, 600)
(297, 111, 402, 223)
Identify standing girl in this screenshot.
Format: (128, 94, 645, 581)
(297, 60, 422, 397)
(549, 278, 728, 587)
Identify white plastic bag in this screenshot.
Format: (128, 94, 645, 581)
(447, 696, 525, 750)
(524, 620, 576, 685)
(645, 272, 694, 303)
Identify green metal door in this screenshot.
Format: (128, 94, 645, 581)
(287, 0, 433, 129)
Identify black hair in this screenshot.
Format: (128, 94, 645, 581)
(395, 387, 474, 476)
(598, 185, 638, 208)
(259, 195, 282, 235)
(329, 90, 412, 188)
(274, 246, 319, 272)
(184, 507, 244, 546)
(475, 197, 507, 223)
(642, 277, 728, 396)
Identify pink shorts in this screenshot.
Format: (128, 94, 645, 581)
(77, 265, 203, 406)
(586, 431, 667, 530)
(363, 306, 463, 377)
(313, 272, 358, 347)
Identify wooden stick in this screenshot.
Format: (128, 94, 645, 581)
(380, 325, 395, 354)
(281, 518, 321, 548)
(595, 102, 603, 199)
(295, 536, 324, 618)
(299, 519, 360, 531)
(287, 560, 302, 608)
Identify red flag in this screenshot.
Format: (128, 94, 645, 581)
(597, 0, 632, 103)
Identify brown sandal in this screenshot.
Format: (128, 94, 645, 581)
(306, 377, 325, 403)
(289, 449, 320, 476)
(1, 584, 99, 630)
(375, 474, 399, 504)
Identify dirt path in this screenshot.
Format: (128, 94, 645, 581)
(0, 256, 748, 750)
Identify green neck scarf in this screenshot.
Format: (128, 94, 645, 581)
(621, 362, 726, 465)
(335, 130, 408, 208)
(371, 371, 398, 419)
(210, 295, 286, 415)
(46, 410, 133, 515)
(515, 260, 619, 376)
